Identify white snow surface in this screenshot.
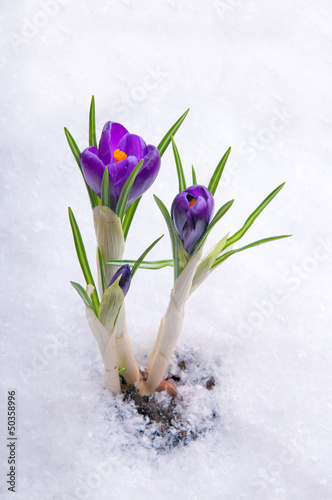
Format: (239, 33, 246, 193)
(1, 0, 332, 499)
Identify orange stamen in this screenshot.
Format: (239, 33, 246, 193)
(114, 149, 127, 162)
(188, 198, 197, 208)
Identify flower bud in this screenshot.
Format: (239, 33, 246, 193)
(107, 264, 131, 297)
(171, 185, 214, 254)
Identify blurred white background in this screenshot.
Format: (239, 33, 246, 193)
(1, 1, 331, 499)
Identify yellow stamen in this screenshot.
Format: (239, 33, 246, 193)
(188, 198, 197, 208)
(114, 149, 127, 162)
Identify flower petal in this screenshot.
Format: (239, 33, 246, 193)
(107, 264, 131, 297)
(109, 156, 138, 201)
(117, 133, 147, 160)
(127, 145, 161, 207)
(98, 121, 129, 165)
(171, 193, 190, 239)
(80, 146, 105, 197)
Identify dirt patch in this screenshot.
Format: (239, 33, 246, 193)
(121, 359, 216, 449)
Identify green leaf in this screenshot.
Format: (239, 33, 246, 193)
(192, 165, 197, 185)
(157, 108, 190, 157)
(105, 259, 173, 270)
(122, 197, 142, 241)
(208, 147, 231, 196)
(172, 137, 186, 192)
(64, 127, 99, 209)
(118, 367, 127, 375)
(99, 278, 124, 331)
(97, 247, 107, 294)
(70, 281, 97, 314)
(154, 195, 179, 280)
(68, 207, 99, 314)
(193, 199, 234, 252)
(89, 95, 97, 147)
(224, 183, 286, 250)
(101, 167, 111, 209)
(212, 235, 292, 268)
(116, 160, 144, 221)
(131, 235, 164, 277)
(191, 233, 229, 292)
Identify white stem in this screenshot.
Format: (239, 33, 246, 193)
(86, 307, 121, 394)
(114, 305, 140, 385)
(93, 205, 125, 291)
(92, 204, 140, 386)
(140, 249, 202, 395)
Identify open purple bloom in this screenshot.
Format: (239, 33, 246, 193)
(80, 122, 161, 211)
(107, 264, 131, 297)
(171, 185, 214, 254)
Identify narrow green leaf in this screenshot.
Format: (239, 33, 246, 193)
(154, 195, 179, 280)
(131, 235, 164, 277)
(208, 147, 231, 196)
(118, 367, 127, 375)
(172, 137, 186, 192)
(89, 95, 97, 147)
(122, 197, 142, 241)
(192, 165, 197, 185)
(157, 108, 190, 157)
(212, 235, 292, 268)
(68, 207, 99, 314)
(193, 199, 234, 252)
(70, 281, 96, 314)
(105, 259, 173, 270)
(116, 160, 144, 221)
(64, 127, 99, 208)
(224, 183, 286, 250)
(101, 167, 111, 209)
(97, 247, 106, 294)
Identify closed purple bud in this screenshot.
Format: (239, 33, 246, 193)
(80, 122, 161, 211)
(171, 185, 214, 254)
(108, 264, 131, 297)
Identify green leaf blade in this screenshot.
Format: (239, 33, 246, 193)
(225, 183, 286, 250)
(70, 281, 96, 314)
(116, 160, 144, 222)
(105, 259, 173, 270)
(208, 147, 231, 196)
(213, 234, 292, 268)
(154, 195, 179, 280)
(172, 137, 186, 192)
(101, 167, 111, 209)
(68, 207, 99, 314)
(131, 235, 164, 277)
(97, 247, 107, 294)
(89, 95, 97, 147)
(157, 109, 190, 157)
(122, 197, 142, 241)
(192, 165, 197, 185)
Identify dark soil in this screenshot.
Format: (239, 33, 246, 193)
(121, 358, 217, 449)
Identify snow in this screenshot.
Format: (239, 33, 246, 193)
(1, 0, 332, 498)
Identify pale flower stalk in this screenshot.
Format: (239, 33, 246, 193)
(140, 249, 203, 395)
(93, 205, 140, 385)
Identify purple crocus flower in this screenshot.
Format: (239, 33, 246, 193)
(171, 185, 214, 254)
(80, 122, 161, 211)
(108, 264, 131, 297)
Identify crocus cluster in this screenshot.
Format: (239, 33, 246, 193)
(67, 99, 288, 398)
(80, 121, 161, 211)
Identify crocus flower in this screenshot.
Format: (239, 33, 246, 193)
(108, 264, 131, 297)
(80, 122, 161, 211)
(171, 185, 214, 254)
